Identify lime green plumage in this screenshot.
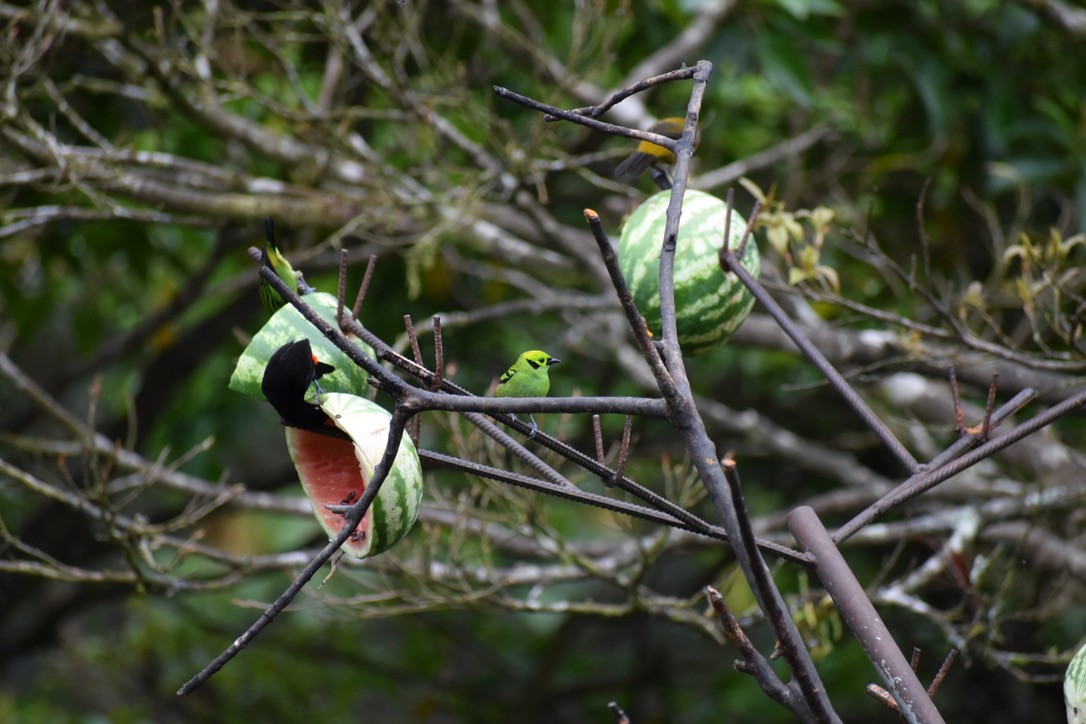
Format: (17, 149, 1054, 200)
(259, 219, 302, 315)
(496, 350, 559, 398)
(495, 350, 560, 437)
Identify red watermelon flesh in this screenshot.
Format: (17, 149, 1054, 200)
(283, 392, 423, 559)
(286, 425, 375, 557)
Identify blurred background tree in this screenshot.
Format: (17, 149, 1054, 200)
(2, 0, 1085, 721)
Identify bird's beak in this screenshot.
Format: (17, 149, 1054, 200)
(548, 358, 561, 366)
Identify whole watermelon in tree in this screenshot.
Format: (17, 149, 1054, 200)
(619, 189, 759, 355)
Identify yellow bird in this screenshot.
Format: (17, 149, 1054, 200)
(614, 117, 699, 180)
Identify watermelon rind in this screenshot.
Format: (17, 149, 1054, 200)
(619, 190, 760, 355)
(229, 291, 373, 399)
(285, 393, 423, 558)
(1067, 642, 1086, 723)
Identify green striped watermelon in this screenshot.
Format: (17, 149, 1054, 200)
(229, 291, 373, 401)
(286, 393, 423, 558)
(619, 190, 759, 355)
(1067, 642, 1086, 723)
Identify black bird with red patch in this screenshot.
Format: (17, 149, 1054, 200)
(261, 339, 335, 431)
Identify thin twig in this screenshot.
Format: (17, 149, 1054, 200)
(550, 65, 699, 120)
(721, 247, 919, 473)
(979, 375, 999, 439)
(351, 254, 378, 320)
(928, 649, 958, 697)
(608, 701, 631, 724)
(337, 248, 349, 324)
(866, 683, 900, 711)
(611, 415, 633, 487)
(494, 85, 683, 150)
(723, 459, 825, 720)
(728, 194, 762, 260)
(866, 646, 959, 714)
(592, 415, 605, 464)
(403, 314, 425, 445)
(404, 314, 424, 368)
(178, 407, 414, 694)
(706, 585, 802, 713)
(949, 367, 965, 433)
(833, 387, 1082, 544)
(922, 388, 1035, 471)
(417, 449, 792, 550)
(582, 209, 676, 397)
(431, 315, 444, 392)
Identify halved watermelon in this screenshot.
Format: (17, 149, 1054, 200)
(286, 393, 423, 558)
(230, 291, 372, 400)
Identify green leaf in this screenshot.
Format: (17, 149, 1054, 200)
(229, 292, 373, 399)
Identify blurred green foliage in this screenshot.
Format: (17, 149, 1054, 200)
(1, 0, 1083, 721)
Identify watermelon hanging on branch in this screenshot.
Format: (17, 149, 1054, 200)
(619, 190, 759, 355)
(286, 393, 423, 559)
(229, 297, 422, 558)
(229, 291, 373, 400)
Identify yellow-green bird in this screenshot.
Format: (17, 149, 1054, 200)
(496, 350, 560, 438)
(614, 117, 700, 181)
(259, 218, 314, 315)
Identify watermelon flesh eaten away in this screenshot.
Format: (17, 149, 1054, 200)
(285, 393, 423, 559)
(287, 428, 371, 553)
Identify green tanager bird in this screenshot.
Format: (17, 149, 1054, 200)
(614, 117, 700, 181)
(495, 349, 560, 438)
(259, 218, 314, 314)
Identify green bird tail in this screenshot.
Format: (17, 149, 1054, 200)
(259, 218, 302, 315)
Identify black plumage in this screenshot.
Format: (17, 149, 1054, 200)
(261, 339, 335, 431)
